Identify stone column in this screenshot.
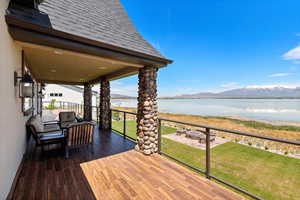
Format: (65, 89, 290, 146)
(136, 66, 158, 155)
(83, 84, 92, 121)
(99, 78, 111, 130)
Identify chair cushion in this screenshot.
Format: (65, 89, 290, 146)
(29, 115, 44, 132)
(40, 132, 65, 141)
(59, 112, 76, 123)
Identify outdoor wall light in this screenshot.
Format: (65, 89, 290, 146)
(14, 71, 34, 98)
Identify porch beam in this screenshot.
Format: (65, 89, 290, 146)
(16, 41, 144, 68)
(88, 67, 138, 85)
(83, 84, 92, 121)
(36, 79, 85, 85)
(136, 66, 158, 155)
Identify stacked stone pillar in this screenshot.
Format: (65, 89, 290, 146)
(83, 84, 92, 121)
(99, 79, 111, 130)
(136, 66, 158, 155)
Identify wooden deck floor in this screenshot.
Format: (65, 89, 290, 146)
(11, 129, 244, 200)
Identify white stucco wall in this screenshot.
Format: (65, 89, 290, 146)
(0, 0, 29, 198)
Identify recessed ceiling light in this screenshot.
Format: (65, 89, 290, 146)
(97, 66, 106, 70)
(51, 69, 57, 73)
(54, 50, 63, 55)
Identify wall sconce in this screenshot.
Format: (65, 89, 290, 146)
(14, 71, 34, 98)
(38, 90, 45, 98)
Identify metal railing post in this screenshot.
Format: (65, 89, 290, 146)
(158, 119, 162, 154)
(96, 107, 99, 123)
(123, 112, 126, 138)
(205, 128, 211, 179)
(110, 109, 113, 129)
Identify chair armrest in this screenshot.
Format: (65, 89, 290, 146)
(83, 121, 96, 126)
(43, 121, 60, 126)
(76, 116, 84, 122)
(36, 129, 63, 135)
(67, 121, 96, 129)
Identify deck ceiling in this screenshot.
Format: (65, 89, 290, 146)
(18, 42, 143, 84)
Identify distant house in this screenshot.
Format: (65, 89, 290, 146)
(44, 84, 98, 105)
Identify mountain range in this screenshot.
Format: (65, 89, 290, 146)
(111, 93, 135, 99)
(170, 86, 300, 99)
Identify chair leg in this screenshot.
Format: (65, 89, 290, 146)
(90, 144, 94, 154)
(65, 146, 69, 159)
(41, 144, 44, 156)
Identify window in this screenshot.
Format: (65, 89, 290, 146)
(49, 93, 62, 97)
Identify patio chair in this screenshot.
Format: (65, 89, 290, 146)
(176, 129, 186, 136)
(65, 122, 95, 158)
(59, 111, 79, 130)
(26, 115, 65, 155)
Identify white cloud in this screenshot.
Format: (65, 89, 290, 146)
(292, 60, 300, 64)
(245, 84, 300, 89)
(289, 66, 299, 71)
(283, 46, 300, 60)
(220, 82, 240, 88)
(268, 73, 292, 77)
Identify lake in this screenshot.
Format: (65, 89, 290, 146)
(111, 99, 300, 123)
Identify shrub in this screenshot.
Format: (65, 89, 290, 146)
(45, 99, 58, 110)
(112, 111, 120, 121)
(265, 146, 269, 150)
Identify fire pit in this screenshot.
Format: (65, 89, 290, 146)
(176, 129, 186, 136)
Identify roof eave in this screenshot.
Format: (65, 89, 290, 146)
(5, 13, 173, 67)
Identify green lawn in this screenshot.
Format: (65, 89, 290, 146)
(112, 120, 300, 200)
(112, 120, 177, 138)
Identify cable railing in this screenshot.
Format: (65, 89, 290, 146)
(111, 109, 137, 142)
(41, 102, 300, 200)
(42, 101, 99, 122)
(110, 108, 300, 200)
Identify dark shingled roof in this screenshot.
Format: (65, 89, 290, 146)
(7, 0, 169, 62)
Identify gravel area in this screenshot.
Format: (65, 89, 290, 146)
(163, 133, 228, 150)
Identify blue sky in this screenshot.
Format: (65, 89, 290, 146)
(109, 0, 300, 97)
